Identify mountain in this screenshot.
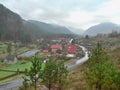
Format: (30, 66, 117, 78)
(0, 4, 73, 42)
(0, 4, 26, 41)
(84, 22, 120, 36)
(68, 27, 84, 35)
(27, 20, 73, 35)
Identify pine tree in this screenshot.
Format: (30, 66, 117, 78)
(42, 59, 68, 90)
(7, 42, 12, 55)
(57, 61, 68, 90)
(85, 43, 117, 90)
(28, 55, 43, 90)
(114, 71, 120, 90)
(42, 59, 57, 90)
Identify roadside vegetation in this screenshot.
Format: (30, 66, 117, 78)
(65, 43, 120, 90)
(19, 55, 68, 90)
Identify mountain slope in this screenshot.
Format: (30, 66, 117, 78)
(0, 4, 73, 42)
(0, 4, 26, 41)
(84, 22, 120, 36)
(27, 20, 73, 34)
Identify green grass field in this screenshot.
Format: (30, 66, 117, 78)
(0, 61, 32, 78)
(0, 54, 47, 79)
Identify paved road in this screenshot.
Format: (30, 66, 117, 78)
(0, 45, 89, 90)
(0, 78, 23, 90)
(66, 45, 89, 70)
(18, 49, 40, 57)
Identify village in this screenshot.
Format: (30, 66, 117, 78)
(0, 38, 81, 63)
(0, 38, 85, 81)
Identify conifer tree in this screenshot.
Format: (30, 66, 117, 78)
(85, 43, 117, 90)
(42, 59, 58, 90)
(7, 42, 12, 55)
(57, 61, 68, 90)
(28, 55, 43, 90)
(42, 59, 68, 90)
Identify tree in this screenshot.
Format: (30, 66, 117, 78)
(26, 55, 43, 90)
(114, 71, 120, 90)
(42, 58, 68, 90)
(42, 59, 58, 90)
(84, 43, 117, 90)
(7, 42, 12, 55)
(85, 35, 89, 39)
(56, 61, 68, 90)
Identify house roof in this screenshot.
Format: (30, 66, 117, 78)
(50, 44, 62, 49)
(66, 44, 77, 54)
(43, 50, 49, 53)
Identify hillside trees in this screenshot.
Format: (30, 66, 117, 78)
(7, 42, 12, 55)
(85, 43, 117, 90)
(42, 60, 58, 90)
(20, 55, 43, 90)
(28, 56, 43, 90)
(21, 56, 68, 90)
(56, 61, 68, 90)
(42, 59, 68, 90)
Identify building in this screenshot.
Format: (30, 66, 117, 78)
(4, 55, 18, 64)
(66, 44, 77, 54)
(50, 44, 62, 53)
(43, 50, 49, 54)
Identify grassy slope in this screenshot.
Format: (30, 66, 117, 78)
(64, 46, 120, 90)
(108, 47, 120, 68)
(64, 62, 88, 90)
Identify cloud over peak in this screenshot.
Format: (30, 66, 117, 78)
(0, 0, 120, 29)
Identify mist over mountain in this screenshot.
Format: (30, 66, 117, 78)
(27, 20, 73, 34)
(84, 22, 120, 36)
(1, 3, 120, 42)
(0, 4, 73, 42)
(68, 27, 84, 35)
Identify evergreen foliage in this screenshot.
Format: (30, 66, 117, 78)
(85, 43, 117, 90)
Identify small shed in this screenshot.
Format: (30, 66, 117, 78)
(4, 55, 18, 64)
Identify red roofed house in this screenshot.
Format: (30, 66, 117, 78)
(66, 44, 77, 54)
(50, 44, 62, 53)
(43, 50, 49, 54)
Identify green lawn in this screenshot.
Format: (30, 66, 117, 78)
(1, 61, 32, 71)
(0, 61, 32, 78)
(0, 54, 47, 78)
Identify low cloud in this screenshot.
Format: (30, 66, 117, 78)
(0, 0, 120, 29)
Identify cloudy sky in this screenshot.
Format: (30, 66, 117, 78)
(0, 0, 120, 30)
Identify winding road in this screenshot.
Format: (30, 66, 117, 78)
(0, 45, 89, 90)
(66, 45, 89, 70)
